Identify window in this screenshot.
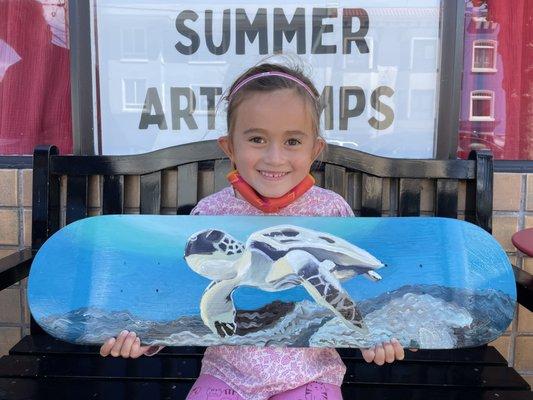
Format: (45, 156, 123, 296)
(408, 89, 435, 119)
(410, 38, 438, 72)
(469, 90, 494, 121)
(472, 40, 497, 72)
(122, 78, 146, 111)
(121, 27, 147, 60)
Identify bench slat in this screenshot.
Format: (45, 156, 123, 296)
(361, 174, 383, 216)
(1, 378, 532, 400)
(0, 355, 528, 390)
(399, 178, 421, 216)
(325, 164, 347, 197)
(346, 172, 362, 213)
(8, 336, 509, 365)
(2, 377, 532, 400)
(214, 159, 232, 192)
(32, 145, 61, 249)
(65, 175, 88, 225)
(177, 163, 198, 214)
(103, 175, 124, 215)
(140, 171, 161, 214)
(436, 179, 459, 218)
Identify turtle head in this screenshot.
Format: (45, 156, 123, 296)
(185, 229, 225, 258)
(184, 229, 244, 280)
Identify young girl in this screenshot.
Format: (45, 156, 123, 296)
(100, 62, 407, 399)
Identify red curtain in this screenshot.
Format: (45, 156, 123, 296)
(0, 0, 72, 155)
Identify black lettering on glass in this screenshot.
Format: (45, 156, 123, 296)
(139, 87, 167, 130)
(342, 8, 369, 54)
(369, 86, 394, 130)
(319, 86, 334, 130)
(339, 86, 365, 130)
(205, 9, 231, 55)
(236, 8, 268, 54)
(175, 10, 200, 55)
(171, 87, 198, 130)
(311, 8, 337, 54)
(200, 87, 222, 129)
(273, 8, 305, 54)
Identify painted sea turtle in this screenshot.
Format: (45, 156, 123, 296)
(184, 225, 384, 337)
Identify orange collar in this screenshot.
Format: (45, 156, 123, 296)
(227, 170, 314, 213)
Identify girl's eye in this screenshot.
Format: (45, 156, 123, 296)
(249, 136, 265, 144)
(286, 138, 302, 146)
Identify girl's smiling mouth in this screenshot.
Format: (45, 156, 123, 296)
(258, 170, 290, 179)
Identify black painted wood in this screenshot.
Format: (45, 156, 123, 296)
(361, 174, 382, 216)
(325, 164, 347, 197)
(436, 179, 459, 218)
(9, 336, 510, 366)
(399, 179, 422, 216)
(103, 175, 124, 214)
(214, 159, 232, 193)
(140, 172, 161, 215)
(177, 163, 198, 212)
(1, 378, 532, 400)
(513, 265, 533, 312)
(66, 175, 88, 225)
(48, 142, 475, 179)
(0, 355, 528, 390)
(31, 145, 60, 250)
(466, 150, 493, 233)
(0, 249, 33, 291)
(346, 172, 362, 213)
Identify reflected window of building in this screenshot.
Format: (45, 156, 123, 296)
(469, 90, 494, 121)
(410, 38, 437, 72)
(472, 40, 497, 72)
(408, 89, 435, 119)
(122, 78, 146, 111)
(121, 27, 147, 60)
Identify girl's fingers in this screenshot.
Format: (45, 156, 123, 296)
(383, 342, 395, 364)
(110, 330, 129, 357)
(130, 337, 143, 359)
(120, 331, 137, 358)
(361, 347, 375, 363)
(99, 337, 115, 357)
(374, 344, 385, 365)
(391, 338, 405, 361)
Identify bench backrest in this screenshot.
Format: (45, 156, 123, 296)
(31, 141, 493, 253)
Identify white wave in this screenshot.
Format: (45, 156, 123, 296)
(310, 293, 473, 348)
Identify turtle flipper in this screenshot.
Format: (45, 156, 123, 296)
(283, 250, 368, 333)
(200, 278, 240, 337)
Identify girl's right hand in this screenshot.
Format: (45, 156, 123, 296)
(99, 330, 152, 358)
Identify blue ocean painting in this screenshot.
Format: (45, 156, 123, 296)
(28, 215, 516, 349)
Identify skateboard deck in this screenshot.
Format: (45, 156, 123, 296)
(28, 215, 516, 349)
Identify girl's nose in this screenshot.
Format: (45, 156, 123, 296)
(264, 143, 285, 165)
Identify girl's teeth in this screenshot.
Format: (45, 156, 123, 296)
(261, 171, 286, 178)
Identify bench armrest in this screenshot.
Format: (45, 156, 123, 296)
(513, 265, 533, 312)
(0, 248, 33, 291)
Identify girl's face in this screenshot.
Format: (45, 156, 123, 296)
(219, 89, 324, 199)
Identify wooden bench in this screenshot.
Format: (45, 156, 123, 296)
(1, 141, 532, 399)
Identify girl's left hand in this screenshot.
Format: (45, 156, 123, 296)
(361, 338, 417, 365)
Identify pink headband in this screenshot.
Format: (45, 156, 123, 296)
(227, 71, 317, 102)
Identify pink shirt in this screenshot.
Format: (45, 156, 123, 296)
(189, 186, 354, 400)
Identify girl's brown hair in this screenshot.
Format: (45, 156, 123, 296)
(224, 63, 322, 140)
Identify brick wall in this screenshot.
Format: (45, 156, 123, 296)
(0, 169, 531, 387)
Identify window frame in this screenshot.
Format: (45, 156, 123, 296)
(471, 39, 497, 73)
(469, 90, 495, 122)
